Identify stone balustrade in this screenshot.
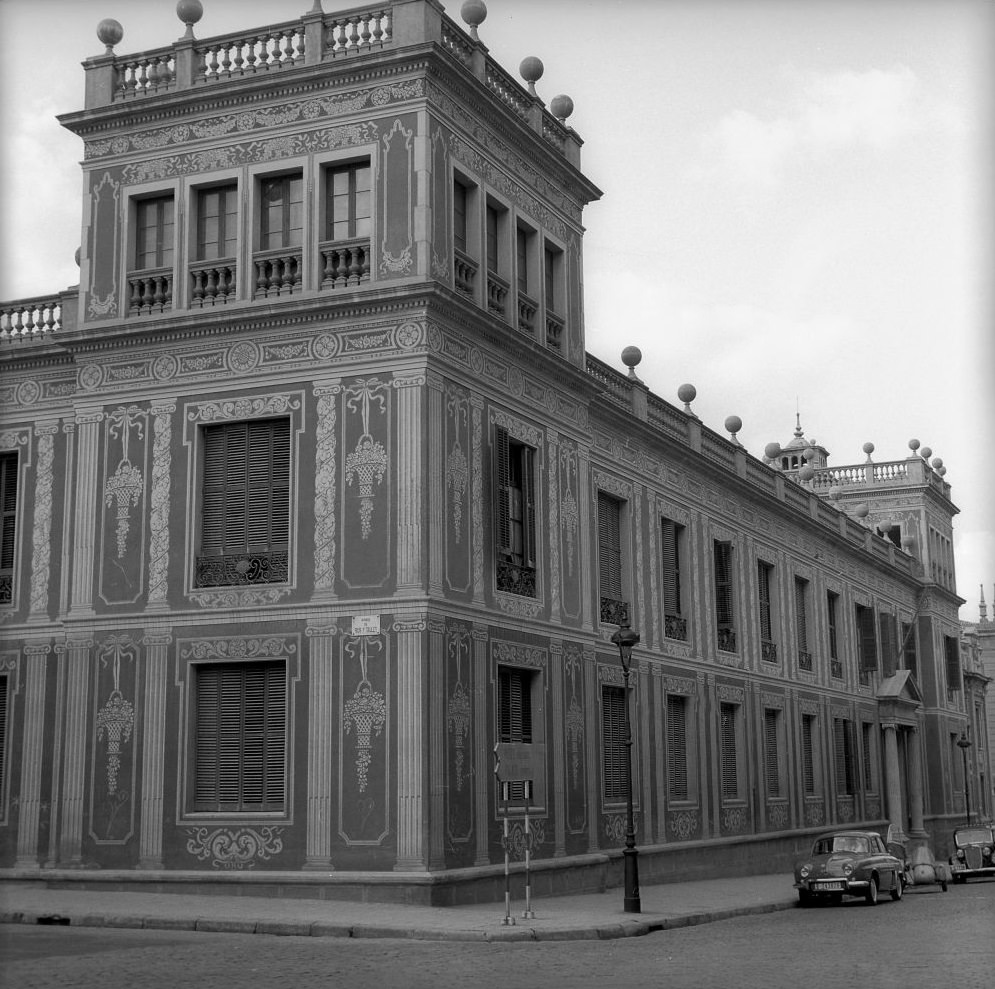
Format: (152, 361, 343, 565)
(253, 249, 303, 299)
(198, 24, 306, 81)
(189, 260, 237, 307)
(319, 239, 371, 289)
(127, 268, 173, 315)
(0, 296, 63, 340)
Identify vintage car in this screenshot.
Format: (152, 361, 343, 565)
(794, 830, 905, 906)
(949, 824, 995, 883)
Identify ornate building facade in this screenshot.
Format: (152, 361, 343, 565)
(0, 0, 981, 902)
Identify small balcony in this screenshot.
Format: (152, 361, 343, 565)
(195, 550, 289, 588)
(127, 267, 173, 315)
(545, 311, 564, 351)
(189, 260, 237, 307)
(496, 559, 537, 598)
(486, 271, 509, 317)
(798, 649, 814, 672)
(454, 249, 478, 299)
(717, 627, 737, 653)
(664, 614, 688, 641)
(517, 292, 538, 336)
(319, 238, 371, 289)
(252, 248, 302, 299)
(600, 596, 629, 627)
(761, 639, 778, 663)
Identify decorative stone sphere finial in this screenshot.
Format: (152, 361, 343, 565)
(938, 466, 947, 476)
(520, 56, 544, 96)
(798, 464, 815, 482)
(550, 94, 574, 123)
(862, 441, 875, 462)
(931, 457, 943, 469)
(901, 534, 916, 553)
(764, 442, 782, 461)
(855, 503, 869, 519)
(97, 18, 124, 53)
(828, 485, 840, 501)
(176, 0, 203, 39)
(460, 0, 487, 40)
(677, 383, 696, 414)
(908, 438, 920, 452)
(920, 446, 932, 459)
(879, 520, 893, 533)
(74, 246, 81, 268)
(620, 346, 642, 379)
(802, 446, 816, 461)
(724, 415, 742, 443)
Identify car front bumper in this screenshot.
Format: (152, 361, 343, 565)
(795, 878, 870, 896)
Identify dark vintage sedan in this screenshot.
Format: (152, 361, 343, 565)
(794, 830, 905, 906)
(949, 824, 995, 883)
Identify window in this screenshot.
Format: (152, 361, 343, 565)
(494, 427, 536, 597)
(0, 673, 8, 809)
(259, 174, 303, 250)
(801, 714, 817, 796)
(879, 613, 898, 676)
(861, 722, 876, 791)
(498, 666, 533, 744)
(902, 621, 918, 679)
(485, 202, 509, 316)
(326, 161, 371, 241)
(795, 577, 812, 671)
(197, 184, 238, 261)
(602, 685, 627, 803)
(543, 242, 564, 350)
(827, 591, 842, 679)
(944, 635, 961, 694)
(719, 702, 741, 800)
(764, 708, 782, 798)
(193, 661, 287, 813)
(855, 604, 877, 682)
(598, 493, 628, 625)
(757, 561, 776, 661)
(486, 205, 499, 273)
(516, 227, 529, 294)
(666, 694, 688, 801)
(0, 452, 16, 606)
(714, 540, 736, 652)
(833, 717, 856, 795)
(661, 518, 687, 641)
(515, 224, 538, 334)
(135, 194, 174, 271)
(453, 179, 468, 254)
(197, 419, 290, 588)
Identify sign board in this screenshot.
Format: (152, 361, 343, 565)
(352, 615, 381, 636)
(493, 742, 545, 783)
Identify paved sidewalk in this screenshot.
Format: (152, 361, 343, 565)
(0, 873, 796, 942)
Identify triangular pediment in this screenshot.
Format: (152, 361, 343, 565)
(876, 669, 924, 707)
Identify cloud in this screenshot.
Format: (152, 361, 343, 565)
(702, 66, 928, 186)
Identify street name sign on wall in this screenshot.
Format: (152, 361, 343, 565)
(493, 742, 545, 783)
(352, 615, 380, 636)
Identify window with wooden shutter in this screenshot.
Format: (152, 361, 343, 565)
(494, 427, 537, 597)
(795, 577, 812, 671)
(602, 685, 627, 803)
(0, 674, 8, 808)
(720, 702, 739, 799)
(666, 694, 688, 801)
(197, 419, 290, 588)
(880, 613, 898, 676)
(833, 717, 856, 794)
(801, 714, 816, 795)
(944, 635, 962, 692)
(855, 604, 877, 678)
(902, 622, 918, 679)
(661, 519, 687, 641)
(757, 561, 776, 661)
(135, 194, 174, 270)
(486, 205, 499, 273)
(764, 708, 781, 797)
(0, 452, 16, 605)
(861, 722, 875, 791)
(598, 493, 627, 625)
(453, 179, 468, 254)
(194, 661, 286, 813)
(498, 667, 532, 744)
(827, 591, 842, 679)
(714, 541, 736, 652)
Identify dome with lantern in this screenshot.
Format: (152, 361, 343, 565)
(765, 414, 831, 472)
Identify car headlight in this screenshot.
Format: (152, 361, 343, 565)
(800, 864, 811, 878)
(983, 846, 992, 857)
(842, 862, 854, 876)
(957, 849, 965, 860)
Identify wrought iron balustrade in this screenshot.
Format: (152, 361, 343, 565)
(761, 639, 778, 663)
(716, 627, 737, 653)
(664, 614, 688, 641)
(600, 596, 629, 627)
(798, 649, 813, 672)
(195, 550, 288, 587)
(496, 559, 537, 598)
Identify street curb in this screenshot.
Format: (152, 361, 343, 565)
(0, 899, 799, 942)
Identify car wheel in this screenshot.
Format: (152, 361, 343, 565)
(798, 889, 812, 907)
(891, 874, 903, 901)
(865, 876, 879, 906)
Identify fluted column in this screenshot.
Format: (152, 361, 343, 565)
(907, 726, 926, 836)
(68, 410, 103, 617)
(428, 616, 446, 868)
(427, 373, 445, 596)
(882, 723, 905, 841)
(313, 381, 341, 602)
(395, 373, 425, 593)
(584, 646, 599, 852)
(304, 622, 337, 868)
(394, 618, 427, 869)
(27, 423, 57, 623)
(15, 643, 49, 867)
(59, 635, 92, 864)
(146, 401, 175, 612)
(472, 624, 489, 865)
(138, 628, 171, 868)
(550, 640, 566, 856)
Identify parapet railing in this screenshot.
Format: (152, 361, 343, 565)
(81, 0, 580, 165)
(0, 295, 65, 342)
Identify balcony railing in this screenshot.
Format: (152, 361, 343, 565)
(195, 550, 288, 587)
(717, 627, 737, 653)
(189, 260, 237, 307)
(761, 639, 778, 663)
(253, 248, 302, 299)
(831, 658, 843, 680)
(600, 597, 629, 627)
(128, 267, 173, 315)
(453, 250, 477, 299)
(545, 311, 564, 351)
(1, 296, 63, 340)
(486, 271, 509, 316)
(798, 649, 813, 672)
(496, 559, 536, 598)
(319, 238, 371, 289)
(517, 291, 537, 336)
(664, 614, 688, 641)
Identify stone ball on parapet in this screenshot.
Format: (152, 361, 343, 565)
(862, 441, 875, 457)
(854, 503, 869, 519)
(176, 0, 204, 26)
(802, 446, 816, 461)
(764, 442, 782, 460)
(902, 535, 916, 552)
(931, 457, 943, 469)
(550, 94, 574, 122)
(520, 56, 544, 84)
(938, 466, 947, 476)
(798, 464, 815, 481)
(75, 247, 81, 267)
(461, 0, 487, 31)
(621, 345, 642, 370)
(921, 446, 932, 459)
(677, 383, 696, 406)
(97, 18, 124, 51)
(908, 438, 920, 452)
(828, 485, 841, 500)
(724, 415, 742, 435)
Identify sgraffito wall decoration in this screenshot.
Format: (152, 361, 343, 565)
(90, 634, 138, 844)
(339, 632, 390, 845)
(445, 385, 471, 593)
(430, 127, 450, 281)
(446, 622, 473, 845)
(100, 405, 149, 605)
(379, 118, 414, 278)
(563, 644, 587, 835)
(86, 171, 120, 320)
(184, 825, 285, 870)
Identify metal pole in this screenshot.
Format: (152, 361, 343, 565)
(522, 781, 534, 919)
(501, 781, 515, 925)
(622, 663, 641, 913)
(961, 744, 971, 825)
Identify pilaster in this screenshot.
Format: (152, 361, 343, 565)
(138, 628, 171, 868)
(69, 410, 103, 617)
(312, 381, 341, 602)
(27, 423, 58, 623)
(304, 622, 337, 869)
(395, 374, 425, 593)
(59, 635, 93, 864)
(15, 643, 49, 867)
(394, 618, 427, 869)
(146, 401, 175, 612)
(472, 624, 489, 865)
(427, 372, 445, 596)
(549, 640, 566, 856)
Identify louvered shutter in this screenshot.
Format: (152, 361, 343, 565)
(495, 427, 511, 555)
(714, 542, 734, 629)
(498, 667, 532, 744)
(764, 709, 780, 797)
(666, 694, 688, 801)
(861, 723, 874, 790)
(720, 703, 738, 799)
(880, 613, 897, 676)
(757, 562, 773, 640)
(856, 605, 878, 673)
(902, 622, 918, 678)
(801, 714, 816, 795)
(602, 686, 626, 802)
(794, 579, 808, 651)
(945, 636, 962, 691)
(661, 519, 681, 618)
(833, 719, 847, 791)
(0, 675, 7, 803)
(1, 452, 18, 576)
(598, 494, 622, 600)
(522, 445, 536, 567)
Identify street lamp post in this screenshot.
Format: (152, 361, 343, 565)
(611, 622, 641, 914)
(956, 733, 972, 825)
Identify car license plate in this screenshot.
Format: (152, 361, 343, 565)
(814, 881, 844, 891)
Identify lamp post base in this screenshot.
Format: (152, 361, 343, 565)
(623, 846, 641, 914)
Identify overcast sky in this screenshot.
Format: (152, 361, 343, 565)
(1, 0, 992, 619)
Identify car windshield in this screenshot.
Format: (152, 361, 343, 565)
(954, 827, 994, 846)
(815, 836, 869, 855)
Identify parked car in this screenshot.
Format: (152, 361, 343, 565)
(794, 830, 905, 906)
(949, 824, 995, 883)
